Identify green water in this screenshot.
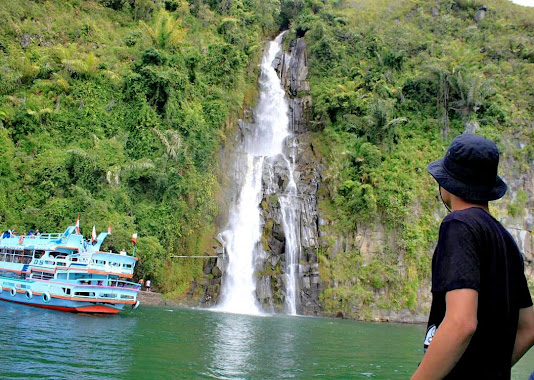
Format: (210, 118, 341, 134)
(0, 302, 532, 379)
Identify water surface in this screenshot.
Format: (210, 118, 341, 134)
(1, 303, 532, 379)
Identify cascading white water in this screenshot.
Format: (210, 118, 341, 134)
(217, 33, 300, 315)
(278, 137, 301, 315)
(216, 155, 266, 315)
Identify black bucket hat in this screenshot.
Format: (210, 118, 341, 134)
(427, 134, 507, 202)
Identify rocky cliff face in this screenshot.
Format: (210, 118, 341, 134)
(498, 130, 533, 278)
(255, 37, 322, 314)
(316, 130, 534, 323)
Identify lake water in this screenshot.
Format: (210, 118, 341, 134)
(1, 302, 532, 379)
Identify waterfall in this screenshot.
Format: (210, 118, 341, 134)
(217, 32, 301, 315)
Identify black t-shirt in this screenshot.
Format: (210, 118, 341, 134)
(424, 207, 533, 379)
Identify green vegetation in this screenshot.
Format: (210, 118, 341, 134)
(1, 0, 532, 314)
(0, 0, 281, 293)
(284, 0, 534, 314)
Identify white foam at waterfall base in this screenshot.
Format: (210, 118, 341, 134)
(216, 33, 294, 315)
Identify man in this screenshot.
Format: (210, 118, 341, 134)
(412, 134, 534, 379)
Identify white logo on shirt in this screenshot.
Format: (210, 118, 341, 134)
(423, 325, 437, 353)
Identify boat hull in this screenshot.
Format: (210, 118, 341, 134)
(0, 283, 131, 314)
(0, 296, 123, 314)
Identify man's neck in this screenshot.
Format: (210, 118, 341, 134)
(451, 196, 489, 213)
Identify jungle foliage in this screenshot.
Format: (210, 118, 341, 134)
(0, 0, 282, 293)
(283, 0, 534, 315)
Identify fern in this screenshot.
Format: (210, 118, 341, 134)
(152, 128, 181, 161)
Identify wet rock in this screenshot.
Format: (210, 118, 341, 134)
(257, 275, 273, 300)
(276, 38, 312, 134)
(203, 258, 216, 274)
(211, 266, 222, 277)
(268, 237, 284, 257)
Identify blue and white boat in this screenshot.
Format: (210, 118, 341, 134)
(0, 226, 140, 314)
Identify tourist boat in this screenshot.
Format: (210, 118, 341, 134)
(0, 225, 140, 314)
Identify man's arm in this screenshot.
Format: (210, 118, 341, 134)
(512, 306, 534, 366)
(411, 289, 478, 380)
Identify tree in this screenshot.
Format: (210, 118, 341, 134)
(140, 9, 186, 50)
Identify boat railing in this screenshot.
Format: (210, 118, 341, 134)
(28, 233, 63, 241)
(88, 262, 134, 276)
(75, 279, 140, 290)
(108, 279, 141, 290)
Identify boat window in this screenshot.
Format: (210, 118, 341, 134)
(34, 250, 45, 259)
(74, 291, 95, 297)
(57, 273, 67, 279)
(69, 273, 87, 280)
(124, 264, 133, 269)
(61, 287, 72, 295)
(0, 253, 5, 261)
(31, 271, 54, 280)
(4, 254, 12, 263)
(100, 293, 117, 298)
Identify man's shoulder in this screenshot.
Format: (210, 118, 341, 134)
(443, 207, 496, 227)
(442, 207, 516, 248)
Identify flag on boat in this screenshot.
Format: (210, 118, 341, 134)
(75, 216, 80, 234)
(131, 232, 137, 244)
(91, 225, 97, 243)
(108, 224, 112, 235)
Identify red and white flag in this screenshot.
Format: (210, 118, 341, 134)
(131, 232, 137, 244)
(75, 216, 80, 234)
(108, 224, 112, 235)
(91, 225, 97, 243)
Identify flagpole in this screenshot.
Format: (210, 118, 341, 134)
(131, 232, 137, 257)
